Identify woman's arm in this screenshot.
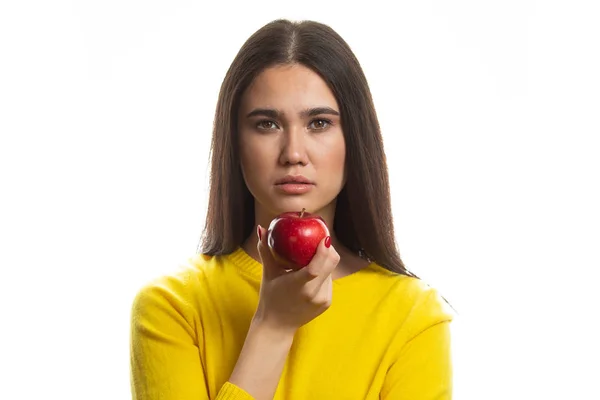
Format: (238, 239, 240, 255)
(130, 282, 210, 399)
(225, 226, 340, 400)
(227, 317, 295, 400)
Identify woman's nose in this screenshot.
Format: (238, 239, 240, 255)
(279, 125, 309, 166)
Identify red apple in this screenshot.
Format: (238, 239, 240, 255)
(267, 208, 330, 270)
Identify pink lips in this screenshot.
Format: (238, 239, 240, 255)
(275, 175, 314, 185)
(275, 175, 315, 194)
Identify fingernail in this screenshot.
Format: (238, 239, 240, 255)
(257, 225, 262, 241)
(325, 236, 331, 248)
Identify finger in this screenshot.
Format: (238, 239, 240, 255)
(315, 275, 333, 308)
(293, 236, 339, 286)
(256, 225, 287, 281)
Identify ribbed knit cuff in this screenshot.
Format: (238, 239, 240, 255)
(216, 382, 255, 400)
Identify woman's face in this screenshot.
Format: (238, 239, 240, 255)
(238, 64, 346, 224)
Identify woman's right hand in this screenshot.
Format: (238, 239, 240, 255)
(227, 225, 341, 399)
(253, 224, 341, 333)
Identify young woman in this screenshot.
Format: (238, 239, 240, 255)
(130, 19, 454, 400)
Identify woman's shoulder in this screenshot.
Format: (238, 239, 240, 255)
(130, 253, 226, 313)
(361, 262, 455, 333)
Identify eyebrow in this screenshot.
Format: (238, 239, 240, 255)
(245, 106, 340, 119)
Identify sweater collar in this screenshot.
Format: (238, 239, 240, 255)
(226, 246, 263, 281)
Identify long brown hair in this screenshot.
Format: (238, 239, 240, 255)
(199, 19, 417, 278)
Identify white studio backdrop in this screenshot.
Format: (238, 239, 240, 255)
(1, 1, 599, 399)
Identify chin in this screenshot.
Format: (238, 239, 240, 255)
(268, 196, 335, 217)
(270, 199, 313, 214)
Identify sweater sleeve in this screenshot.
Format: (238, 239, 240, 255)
(129, 280, 255, 400)
(380, 289, 454, 400)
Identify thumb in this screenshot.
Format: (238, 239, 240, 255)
(256, 225, 287, 281)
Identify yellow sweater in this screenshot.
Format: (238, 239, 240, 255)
(130, 247, 454, 399)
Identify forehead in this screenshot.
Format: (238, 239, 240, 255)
(240, 64, 339, 110)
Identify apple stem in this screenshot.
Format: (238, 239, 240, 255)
(300, 208, 305, 218)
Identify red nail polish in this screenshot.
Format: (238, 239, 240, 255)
(325, 236, 331, 248)
(257, 226, 262, 241)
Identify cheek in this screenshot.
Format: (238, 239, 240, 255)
(240, 146, 256, 183)
(239, 135, 271, 184)
(239, 135, 253, 180)
(318, 136, 346, 173)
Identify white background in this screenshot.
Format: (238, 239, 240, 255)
(1, 1, 599, 399)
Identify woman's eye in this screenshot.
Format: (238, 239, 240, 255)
(256, 120, 278, 130)
(309, 119, 332, 130)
